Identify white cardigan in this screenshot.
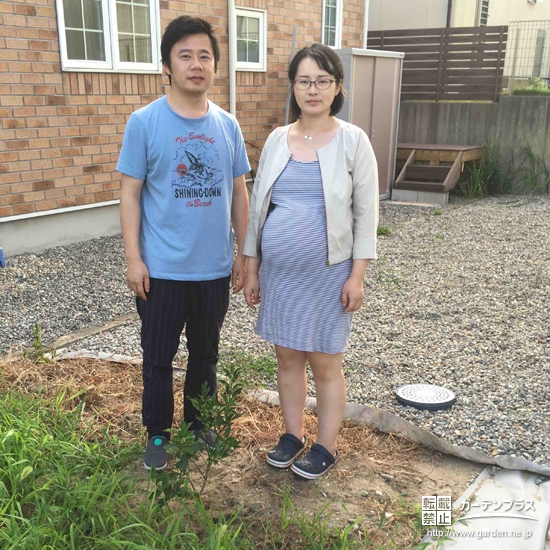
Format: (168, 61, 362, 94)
(243, 120, 379, 265)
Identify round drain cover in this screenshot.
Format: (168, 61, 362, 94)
(395, 384, 456, 411)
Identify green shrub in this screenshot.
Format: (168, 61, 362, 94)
(511, 87, 550, 96)
(527, 77, 548, 89)
(156, 360, 245, 502)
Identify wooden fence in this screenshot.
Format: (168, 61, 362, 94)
(366, 26, 508, 102)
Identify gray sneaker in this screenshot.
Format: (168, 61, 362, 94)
(143, 436, 168, 471)
(195, 429, 216, 449)
(190, 420, 216, 449)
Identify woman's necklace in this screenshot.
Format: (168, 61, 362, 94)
(298, 119, 337, 142)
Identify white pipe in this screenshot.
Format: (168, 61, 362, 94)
(362, 0, 370, 49)
(284, 26, 297, 126)
(228, 0, 237, 115)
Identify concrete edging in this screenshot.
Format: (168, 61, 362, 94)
(0, 200, 121, 256)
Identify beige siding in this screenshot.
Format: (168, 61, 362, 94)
(368, 0, 550, 32)
(488, 0, 550, 25)
(451, 0, 479, 27)
(368, 0, 447, 31)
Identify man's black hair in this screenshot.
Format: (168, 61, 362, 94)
(161, 16, 220, 84)
(288, 43, 346, 118)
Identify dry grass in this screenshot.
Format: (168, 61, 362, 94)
(234, 391, 419, 467)
(0, 356, 419, 464)
(0, 356, 145, 440)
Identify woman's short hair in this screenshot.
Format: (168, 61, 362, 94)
(288, 43, 346, 119)
(161, 16, 220, 78)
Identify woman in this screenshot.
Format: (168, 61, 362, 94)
(243, 44, 378, 480)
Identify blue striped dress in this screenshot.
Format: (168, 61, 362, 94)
(256, 159, 353, 354)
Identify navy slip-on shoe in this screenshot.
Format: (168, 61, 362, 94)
(266, 433, 307, 468)
(291, 443, 338, 480)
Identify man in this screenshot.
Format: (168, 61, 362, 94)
(117, 16, 250, 470)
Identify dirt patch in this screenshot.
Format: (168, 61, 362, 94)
(179, 419, 483, 547)
(0, 357, 484, 548)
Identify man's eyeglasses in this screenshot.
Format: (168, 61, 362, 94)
(292, 78, 337, 90)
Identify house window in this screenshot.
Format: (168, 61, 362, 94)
(480, 0, 489, 26)
(235, 8, 267, 72)
(322, 0, 342, 48)
(56, 0, 161, 73)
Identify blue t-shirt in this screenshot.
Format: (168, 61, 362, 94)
(116, 97, 251, 281)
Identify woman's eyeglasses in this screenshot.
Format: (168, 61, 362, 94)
(292, 78, 337, 90)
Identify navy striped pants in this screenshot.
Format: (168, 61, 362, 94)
(136, 276, 230, 439)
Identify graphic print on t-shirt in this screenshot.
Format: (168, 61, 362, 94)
(172, 132, 223, 207)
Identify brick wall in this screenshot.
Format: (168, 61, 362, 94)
(0, 0, 365, 219)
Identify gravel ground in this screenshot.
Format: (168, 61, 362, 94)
(1, 195, 549, 464)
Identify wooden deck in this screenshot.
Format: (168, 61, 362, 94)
(394, 143, 485, 198)
(397, 143, 485, 165)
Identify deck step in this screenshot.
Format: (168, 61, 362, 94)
(394, 180, 447, 192)
(406, 165, 450, 182)
(393, 148, 466, 201)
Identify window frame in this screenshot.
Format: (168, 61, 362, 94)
(479, 0, 489, 26)
(235, 7, 267, 72)
(55, 0, 162, 74)
(322, 0, 343, 49)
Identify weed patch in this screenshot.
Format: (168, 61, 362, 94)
(515, 142, 550, 195)
(220, 350, 277, 387)
(22, 323, 56, 364)
(375, 254, 403, 289)
(459, 143, 514, 198)
(0, 389, 200, 549)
